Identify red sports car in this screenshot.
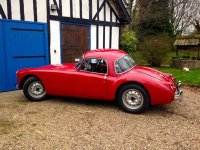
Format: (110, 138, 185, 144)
(16, 49, 183, 113)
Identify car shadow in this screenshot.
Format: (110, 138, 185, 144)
(144, 104, 179, 117)
(47, 96, 117, 109)
(47, 96, 176, 115)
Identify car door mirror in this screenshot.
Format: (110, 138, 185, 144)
(75, 58, 80, 63)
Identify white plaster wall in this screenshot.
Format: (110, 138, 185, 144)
(11, 0, 20, 20)
(90, 25, 97, 50)
(98, 0, 104, 21)
(24, 0, 34, 21)
(112, 12, 116, 22)
(0, 0, 7, 19)
(92, 0, 97, 18)
(0, 0, 46, 22)
(105, 3, 110, 22)
(105, 26, 110, 48)
(112, 27, 119, 49)
(73, 0, 80, 18)
(50, 20, 61, 64)
(36, 0, 47, 22)
(98, 26, 104, 49)
(0, 0, 118, 23)
(62, 0, 70, 17)
(82, 0, 89, 19)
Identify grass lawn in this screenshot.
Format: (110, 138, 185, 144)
(156, 67, 200, 86)
(130, 51, 199, 66)
(129, 51, 200, 86)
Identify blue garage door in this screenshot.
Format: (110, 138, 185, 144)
(0, 20, 49, 92)
(0, 21, 6, 92)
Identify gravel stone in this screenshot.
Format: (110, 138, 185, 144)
(0, 87, 200, 150)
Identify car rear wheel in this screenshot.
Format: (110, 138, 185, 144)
(23, 77, 47, 101)
(117, 84, 150, 113)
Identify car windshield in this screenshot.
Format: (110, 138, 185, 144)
(75, 56, 83, 69)
(115, 55, 136, 74)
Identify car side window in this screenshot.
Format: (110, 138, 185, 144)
(80, 58, 107, 74)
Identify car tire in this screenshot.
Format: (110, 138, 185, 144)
(23, 77, 47, 101)
(117, 84, 150, 114)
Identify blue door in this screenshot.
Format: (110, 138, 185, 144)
(0, 20, 49, 92)
(0, 21, 6, 92)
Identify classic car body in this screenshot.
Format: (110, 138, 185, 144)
(17, 49, 183, 113)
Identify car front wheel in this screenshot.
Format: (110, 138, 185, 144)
(23, 77, 47, 101)
(117, 84, 150, 113)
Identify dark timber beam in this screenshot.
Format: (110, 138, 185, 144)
(89, 0, 92, 20)
(33, 0, 37, 22)
(106, 1, 120, 21)
(96, 0, 99, 49)
(19, 0, 25, 20)
(92, 1, 106, 20)
(7, 0, 11, 19)
(79, 0, 82, 19)
(103, 2, 106, 48)
(50, 15, 120, 27)
(47, 0, 51, 64)
(59, 0, 62, 19)
(109, 7, 113, 48)
(0, 4, 6, 19)
(70, 0, 73, 18)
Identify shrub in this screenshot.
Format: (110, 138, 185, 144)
(139, 33, 172, 67)
(120, 31, 137, 52)
(129, 51, 147, 65)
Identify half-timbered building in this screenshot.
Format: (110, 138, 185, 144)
(0, 0, 130, 92)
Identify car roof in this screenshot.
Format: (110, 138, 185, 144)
(84, 49, 127, 61)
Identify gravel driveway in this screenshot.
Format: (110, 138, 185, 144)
(0, 87, 200, 150)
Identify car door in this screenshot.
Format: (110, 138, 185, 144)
(72, 58, 107, 99)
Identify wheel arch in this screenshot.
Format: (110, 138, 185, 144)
(115, 81, 151, 104)
(19, 74, 41, 89)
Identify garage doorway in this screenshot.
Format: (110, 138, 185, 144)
(0, 20, 49, 92)
(61, 24, 90, 63)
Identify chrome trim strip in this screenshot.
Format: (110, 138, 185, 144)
(114, 54, 136, 75)
(75, 54, 84, 70)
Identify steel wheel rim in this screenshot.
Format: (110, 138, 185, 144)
(28, 81, 46, 99)
(122, 89, 144, 110)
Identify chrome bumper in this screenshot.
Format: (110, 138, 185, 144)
(174, 81, 183, 101)
(16, 84, 20, 90)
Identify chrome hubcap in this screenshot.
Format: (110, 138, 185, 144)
(28, 81, 46, 98)
(122, 89, 144, 110)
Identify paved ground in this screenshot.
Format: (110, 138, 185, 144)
(0, 87, 200, 150)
